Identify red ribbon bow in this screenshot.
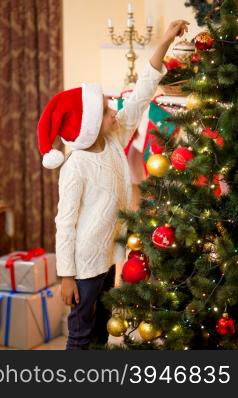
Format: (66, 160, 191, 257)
(5, 248, 48, 291)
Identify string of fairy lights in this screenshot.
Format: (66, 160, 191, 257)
(107, 17, 238, 347)
(121, 97, 238, 346)
(138, 116, 238, 327)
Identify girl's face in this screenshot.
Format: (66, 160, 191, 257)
(99, 95, 118, 135)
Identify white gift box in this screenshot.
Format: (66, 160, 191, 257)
(0, 251, 57, 293)
(0, 284, 64, 349)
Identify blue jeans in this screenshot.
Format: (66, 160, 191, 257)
(66, 265, 115, 350)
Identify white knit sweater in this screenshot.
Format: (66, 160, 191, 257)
(55, 61, 167, 279)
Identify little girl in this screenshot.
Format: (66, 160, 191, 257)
(37, 20, 189, 350)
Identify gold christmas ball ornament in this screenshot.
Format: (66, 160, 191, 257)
(146, 154, 170, 177)
(172, 39, 195, 62)
(127, 233, 143, 251)
(107, 315, 129, 337)
(138, 321, 162, 341)
(186, 93, 202, 110)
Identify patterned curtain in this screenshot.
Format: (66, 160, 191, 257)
(0, 0, 63, 252)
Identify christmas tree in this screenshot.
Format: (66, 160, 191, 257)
(185, 0, 223, 26)
(103, 0, 238, 350)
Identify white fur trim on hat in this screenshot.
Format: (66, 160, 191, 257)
(42, 149, 65, 169)
(61, 83, 103, 150)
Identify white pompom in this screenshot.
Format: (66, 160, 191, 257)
(42, 149, 65, 169)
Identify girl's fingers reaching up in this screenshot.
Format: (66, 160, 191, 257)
(162, 20, 190, 44)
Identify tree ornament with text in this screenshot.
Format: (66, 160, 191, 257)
(171, 147, 194, 171)
(152, 225, 175, 250)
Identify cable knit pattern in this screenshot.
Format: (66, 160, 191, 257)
(55, 61, 167, 279)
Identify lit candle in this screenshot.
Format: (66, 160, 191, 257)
(127, 18, 133, 28)
(128, 3, 133, 13)
(147, 16, 153, 27)
(107, 18, 113, 28)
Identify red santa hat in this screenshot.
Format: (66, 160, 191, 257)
(37, 83, 103, 169)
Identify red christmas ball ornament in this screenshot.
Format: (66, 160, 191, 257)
(171, 147, 194, 171)
(191, 52, 201, 64)
(195, 175, 208, 187)
(164, 57, 185, 71)
(152, 225, 175, 250)
(122, 257, 150, 284)
(216, 313, 236, 336)
(128, 250, 149, 265)
(195, 32, 214, 51)
(215, 136, 224, 147)
(201, 128, 224, 147)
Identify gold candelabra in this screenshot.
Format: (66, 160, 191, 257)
(108, 4, 153, 86)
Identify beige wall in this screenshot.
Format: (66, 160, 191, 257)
(63, 0, 145, 92)
(63, 0, 201, 93)
(155, 0, 201, 39)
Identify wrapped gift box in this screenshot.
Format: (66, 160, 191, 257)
(61, 306, 70, 338)
(0, 249, 57, 293)
(62, 315, 68, 338)
(0, 284, 64, 349)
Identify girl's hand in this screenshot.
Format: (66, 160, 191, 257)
(162, 20, 190, 45)
(61, 277, 80, 307)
